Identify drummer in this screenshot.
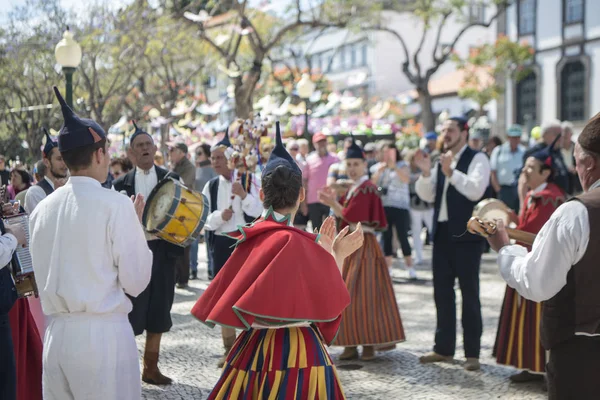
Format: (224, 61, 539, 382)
(202, 128, 263, 367)
(113, 120, 183, 385)
(493, 135, 566, 385)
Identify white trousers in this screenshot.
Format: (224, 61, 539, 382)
(409, 208, 434, 262)
(43, 313, 141, 400)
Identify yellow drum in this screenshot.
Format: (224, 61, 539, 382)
(143, 178, 209, 247)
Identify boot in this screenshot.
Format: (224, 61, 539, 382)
(217, 334, 237, 368)
(142, 351, 172, 385)
(419, 351, 453, 364)
(360, 346, 376, 361)
(339, 347, 359, 360)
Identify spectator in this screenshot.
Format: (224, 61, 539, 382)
(0, 155, 9, 187)
(296, 138, 309, 163)
(110, 157, 133, 180)
(405, 149, 433, 265)
(33, 160, 46, 183)
(7, 169, 31, 200)
(561, 121, 581, 194)
(303, 132, 338, 230)
(490, 125, 525, 213)
(364, 142, 378, 177)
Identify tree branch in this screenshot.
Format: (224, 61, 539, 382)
(363, 25, 414, 83)
(431, 12, 451, 64)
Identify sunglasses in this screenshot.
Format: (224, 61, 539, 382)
(289, 147, 299, 151)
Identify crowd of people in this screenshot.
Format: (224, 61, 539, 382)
(1, 83, 599, 400)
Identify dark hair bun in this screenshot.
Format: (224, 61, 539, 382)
(261, 165, 302, 210)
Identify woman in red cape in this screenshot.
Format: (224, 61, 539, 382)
(493, 150, 565, 385)
(318, 137, 405, 361)
(192, 122, 363, 400)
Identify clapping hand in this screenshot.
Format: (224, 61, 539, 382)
(413, 150, 432, 175)
(439, 151, 454, 177)
(332, 222, 364, 262)
(317, 187, 336, 207)
(131, 194, 146, 224)
(2, 202, 19, 216)
(317, 216, 336, 254)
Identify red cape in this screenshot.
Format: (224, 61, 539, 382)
(518, 182, 565, 249)
(191, 211, 350, 344)
(339, 180, 387, 231)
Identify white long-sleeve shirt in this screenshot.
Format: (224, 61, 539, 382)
(24, 176, 55, 214)
(202, 172, 263, 236)
(415, 145, 491, 221)
(0, 233, 17, 269)
(29, 176, 153, 316)
(497, 179, 600, 304)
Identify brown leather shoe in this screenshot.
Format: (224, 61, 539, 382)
(509, 370, 545, 383)
(339, 347, 359, 360)
(217, 345, 233, 368)
(142, 351, 172, 385)
(419, 352, 453, 364)
(464, 357, 480, 371)
(360, 346, 376, 361)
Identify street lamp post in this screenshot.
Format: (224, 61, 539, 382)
(55, 27, 82, 108)
(296, 73, 316, 143)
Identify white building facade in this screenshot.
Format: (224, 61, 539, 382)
(499, 0, 598, 134)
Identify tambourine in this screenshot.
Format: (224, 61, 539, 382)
(467, 199, 536, 246)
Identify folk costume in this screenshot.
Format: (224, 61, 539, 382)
(29, 87, 153, 400)
(112, 120, 183, 385)
(415, 116, 491, 366)
(192, 122, 350, 399)
(24, 129, 57, 215)
(494, 138, 566, 378)
(333, 138, 405, 359)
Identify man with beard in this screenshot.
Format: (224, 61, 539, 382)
(113, 121, 182, 385)
(24, 128, 68, 214)
(414, 116, 491, 371)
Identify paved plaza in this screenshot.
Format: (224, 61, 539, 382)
(138, 244, 547, 400)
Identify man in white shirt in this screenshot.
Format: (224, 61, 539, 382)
(482, 114, 600, 399)
(29, 87, 152, 400)
(113, 120, 182, 385)
(414, 116, 491, 371)
(0, 218, 26, 400)
(24, 128, 68, 214)
(202, 129, 262, 367)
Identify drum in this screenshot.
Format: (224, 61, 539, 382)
(142, 178, 209, 247)
(472, 198, 511, 226)
(3, 214, 38, 298)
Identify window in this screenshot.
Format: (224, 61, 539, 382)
(564, 0, 583, 24)
(518, 0, 535, 35)
(469, 3, 485, 24)
(339, 45, 346, 69)
(350, 44, 357, 68)
(561, 60, 586, 121)
(516, 72, 537, 125)
(313, 54, 322, 72)
(360, 43, 368, 66)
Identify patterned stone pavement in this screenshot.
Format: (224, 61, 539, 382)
(139, 243, 547, 400)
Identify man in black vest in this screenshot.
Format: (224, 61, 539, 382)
(113, 121, 182, 385)
(201, 129, 263, 367)
(414, 116, 491, 371)
(483, 114, 600, 399)
(0, 215, 27, 400)
(24, 128, 68, 214)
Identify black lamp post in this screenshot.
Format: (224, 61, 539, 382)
(54, 27, 82, 108)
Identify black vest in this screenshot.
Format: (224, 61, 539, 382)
(36, 179, 54, 196)
(0, 220, 17, 316)
(432, 147, 485, 242)
(207, 174, 256, 225)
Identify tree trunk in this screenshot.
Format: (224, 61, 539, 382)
(233, 60, 263, 119)
(234, 91, 253, 119)
(417, 85, 435, 132)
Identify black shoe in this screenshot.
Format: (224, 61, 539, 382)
(190, 272, 197, 280)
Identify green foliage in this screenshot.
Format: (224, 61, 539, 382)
(454, 34, 534, 109)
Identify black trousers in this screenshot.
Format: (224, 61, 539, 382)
(307, 203, 330, 231)
(0, 314, 16, 400)
(382, 207, 412, 257)
(175, 246, 191, 285)
(209, 235, 237, 278)
(129, 240, 177, 335)
(547, 336, 600, 400)
(432, 223, 483, 358)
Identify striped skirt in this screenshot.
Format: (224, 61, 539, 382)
(333, 232, 405, 347)
(208, 326, 346, 399)
(494, 286, 545, 373)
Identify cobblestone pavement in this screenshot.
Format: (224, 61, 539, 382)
(139, 243, 547, 400)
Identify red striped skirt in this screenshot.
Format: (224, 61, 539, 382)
(208, 326, 346, 399)
(333, 233, 405, 347)
(494, 286, 545, 373)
